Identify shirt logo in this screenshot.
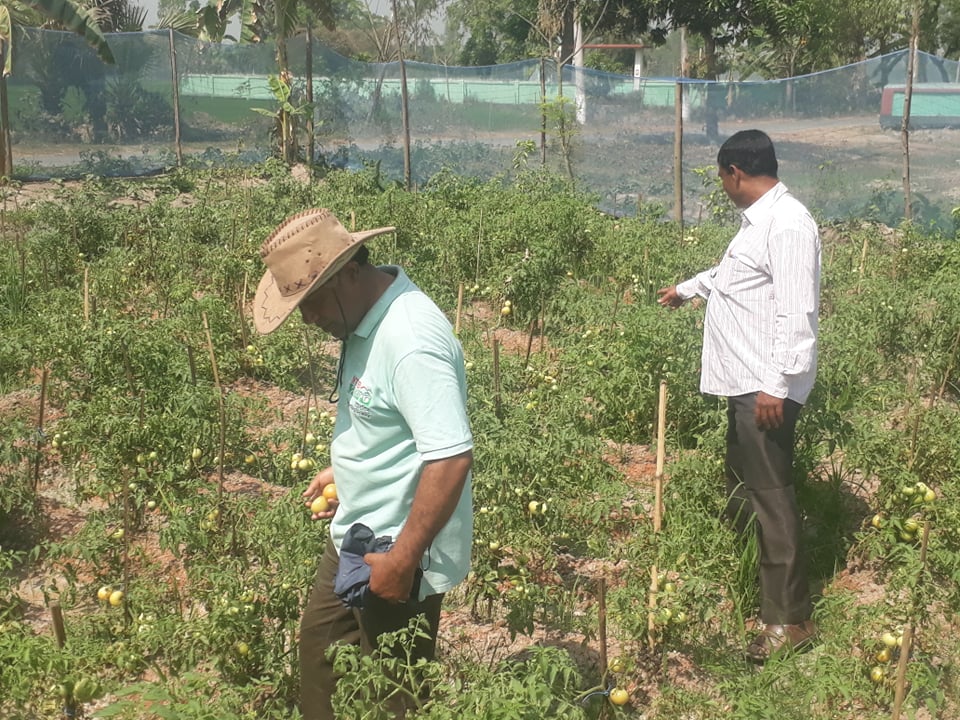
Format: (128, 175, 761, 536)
(349, 376, 372, 406)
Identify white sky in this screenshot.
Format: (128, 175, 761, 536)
(141, 0, 444, 36)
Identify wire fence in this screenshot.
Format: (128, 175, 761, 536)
(9, 28, 960, 228)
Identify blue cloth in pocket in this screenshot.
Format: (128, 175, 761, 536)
(334, 523, 423, 609)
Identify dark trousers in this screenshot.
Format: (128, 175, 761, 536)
(724, 393, 812, 625)
(299, 538, 444, 720)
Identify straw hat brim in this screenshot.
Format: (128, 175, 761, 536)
(253, 225, 395, 335)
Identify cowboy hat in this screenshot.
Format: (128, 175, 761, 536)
(253, 208, 395, 334)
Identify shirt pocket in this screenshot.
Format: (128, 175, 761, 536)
(713, 254, 768, 295)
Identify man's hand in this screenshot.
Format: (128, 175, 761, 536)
(755, 392, 785, 431)
(364, 550, 418, 604)
(302, 466, 338, 520)
(657, 285, 685, 308)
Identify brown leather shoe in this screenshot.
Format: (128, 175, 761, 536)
(745, 620, 817, 663)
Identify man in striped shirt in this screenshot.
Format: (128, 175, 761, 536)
(658, 129, 821, 663)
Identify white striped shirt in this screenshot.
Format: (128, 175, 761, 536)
(676, 182, 821, 403)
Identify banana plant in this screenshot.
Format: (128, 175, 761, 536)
(251, 72, 314, 160)
(0, 0, 115, 176)
(197, 0, 336, 163)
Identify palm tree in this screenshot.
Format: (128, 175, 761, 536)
(0, 0, 114, 176)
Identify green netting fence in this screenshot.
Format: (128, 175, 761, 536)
(8, 27, 960, 228)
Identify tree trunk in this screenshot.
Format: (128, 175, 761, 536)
(391, 0, 412, 190)
(306, 23, 314, 168)
(275, 25, 295, 164)
(703, 35, 719, 142)
(901, 1, 922, 222)
(0, 40, 11, 177)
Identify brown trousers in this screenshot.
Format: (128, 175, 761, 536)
(724, 393, 812, 625)
(299, 538, 444, 720)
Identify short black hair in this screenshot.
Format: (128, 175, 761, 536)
(351, 245, 370, 265)
(717, 129, 778, 178)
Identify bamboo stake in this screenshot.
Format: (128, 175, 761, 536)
(891, 520, 930, 720)
(856, 234, 869, 294)
(935, 325, 960, 403)
(474, 209, 483, 285)
(523, 315, 537, 367)
(454, 282, 464, 335)
(186, 345, 197, 385)
(648, 380, 668, 651)
(202, 313, 226, 508)
(647, 564, 659, 652)
(168, 29, 183, 167)
(900, 0, 922, 223)
(654, 380, 667, 531)
(32, 368, 48, 491)
(538, 296, 547, 354)
(50, 601, 67, 647)
(121, 471, 131, 622)
(539, 57, 547, 166)
(391, 0, 412, 190)
(50, 601, 76, 719)
(598, 577, 608, 684)
(83, 267, 90, 324)
(305, 22, 315, 170)
(609, 289, 621, 334)
(492, 336, 502, 419)
(121, 343, 136, 396)
(238, 272, 249, 352)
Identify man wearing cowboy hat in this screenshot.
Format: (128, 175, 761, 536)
(253, 208, 474, 719)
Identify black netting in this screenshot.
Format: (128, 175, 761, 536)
(9, 29, 960, 228)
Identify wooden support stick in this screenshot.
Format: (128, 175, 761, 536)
(492, 337, 502, 419)
(50, 601, 67, 647)
(647, 564, 659, 652)
(83, 267, 90, 324)
(239, 272, 249, 351)
(648, 380, 668, 651)
(598, 577, 608, 683)
(524, 316, 537, 368)
(856, 234, 869, 295)
(186, 345, 197, 386)
(455, 282, 464, 335)
(32, 368, 48, 491)
(202, 313, 227, 507)
(654, 380, 667, 533)
(892, 520, 930, 720)
(538, 297, 547, 354)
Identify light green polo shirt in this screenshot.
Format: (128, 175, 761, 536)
(329, 266, 473, 599)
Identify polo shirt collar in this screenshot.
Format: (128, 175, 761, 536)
(741, 181, 788, 227)
(351, 266, 411, 340)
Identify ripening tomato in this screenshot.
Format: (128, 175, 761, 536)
(310, 496, 329, 514)
(870, 666, 885, 683)
(322, 484, 338, 501)
(609, 688, 629, 706)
